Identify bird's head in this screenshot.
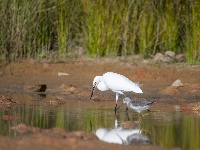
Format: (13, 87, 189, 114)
(123, 97, 132, 104)
(90, 76, 103, 99)
(93, 76, 102, 86)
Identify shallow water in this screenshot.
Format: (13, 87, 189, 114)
(0, 94, 200, 150)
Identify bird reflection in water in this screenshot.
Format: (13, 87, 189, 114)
(95, 118, 150, 145)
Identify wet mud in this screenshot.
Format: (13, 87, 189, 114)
(0, 58, 200, 150)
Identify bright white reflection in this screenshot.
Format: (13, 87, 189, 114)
(95, 119, 150, 145)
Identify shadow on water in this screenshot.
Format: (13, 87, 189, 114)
(0, 93, 200, 150)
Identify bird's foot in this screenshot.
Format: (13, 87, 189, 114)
(114, 107, 117, 112)
(125, 107, 129, 114)
(125, 111, 129, 116)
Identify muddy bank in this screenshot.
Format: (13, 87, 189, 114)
(0, 58, 199, 97)
(0, 128, 180, 150)
(0, 58, 200, 150)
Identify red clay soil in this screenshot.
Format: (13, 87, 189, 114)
(0, 58, 199, 150)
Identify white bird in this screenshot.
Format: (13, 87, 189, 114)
(95, 119, 150, 145)
(123, 97, 156, 113)
(96, 127, 140, 145)
(90, 72, 143, 110)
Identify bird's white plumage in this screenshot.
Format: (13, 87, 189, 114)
(90, 72, 143, 107)
(103, 72, 142, 93)
(96, 79, 109, 91)
(95, 119, 150, 145)
(96, 119, 140, 145)
(123, 97, 155, 113)
(96, 127, 140, 144)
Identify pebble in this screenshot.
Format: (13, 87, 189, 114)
(153, 51, 186, 63)
(165, 51, 175, 58)
(175, 54, 185, 62)
(153, 53, 172, 63)
(172, 79, 183, 87)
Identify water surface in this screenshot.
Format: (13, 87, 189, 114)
(0, 94, 200, 150)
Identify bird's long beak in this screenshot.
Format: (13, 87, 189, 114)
(90, 83, 96, 99)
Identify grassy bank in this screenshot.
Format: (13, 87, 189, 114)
(0, 0, 199, 63)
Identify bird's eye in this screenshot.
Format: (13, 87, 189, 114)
(94, 82, 97, 87)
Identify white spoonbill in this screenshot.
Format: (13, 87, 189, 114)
(90, 72, 143, 110)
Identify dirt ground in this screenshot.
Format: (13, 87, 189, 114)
(0, 57, 200, 150)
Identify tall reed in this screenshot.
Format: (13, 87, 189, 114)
(0, 0, 199, 63)
(0, 0, 53, 61)
(82, 0, 123, 57)
(56, 0, 84, 55)
(184, 0, 200, 64)
(136, 1, 155, 57)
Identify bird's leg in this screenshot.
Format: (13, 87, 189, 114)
(90, 120, 94, 133)
(114, 93, 119, 111)
(125, 107, 129, 113)
(116, 93, 119, 105)
(125, 108, 130, 121)
(114, 104, 118, 112)
(114, 108, 117, 116)
(138, 115, 144, 129)
(116, 93, 126, 110)
(119, 93, 126, 108)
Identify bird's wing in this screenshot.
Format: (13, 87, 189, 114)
(131, 100, 155, 106)
(103, 72, 142, 93)
(147, 101, 156, 105)
(130, 101, 141, 106)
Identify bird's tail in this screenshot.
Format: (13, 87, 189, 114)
(134, 82, 143, 93)
(147, 101, 156, 105)
(133, 87, 143, 93)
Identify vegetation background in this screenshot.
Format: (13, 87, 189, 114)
(0, 0, 200, 64)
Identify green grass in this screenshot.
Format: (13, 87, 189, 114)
(0, 0, 199, 63)
(184, 1, 200, 64)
